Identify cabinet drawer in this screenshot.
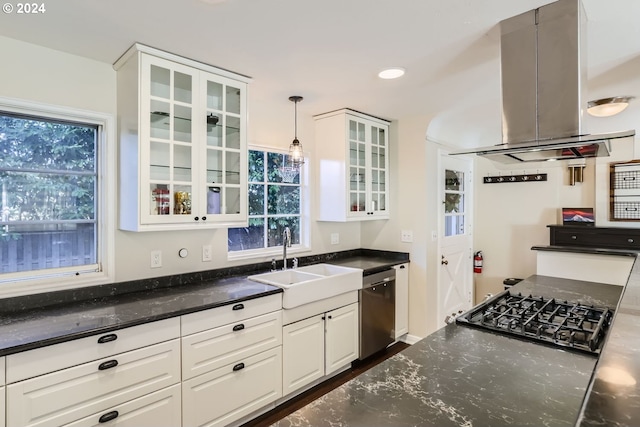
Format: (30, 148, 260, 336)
(7, 317, 180, 383)
(550, 226, 640, 250)
(181, 293, 281, 336)
(7, 339, 181, 427)
(182, 310, 282, 380)
(182, 346, 282, 427)
(63, 384, 181, 427)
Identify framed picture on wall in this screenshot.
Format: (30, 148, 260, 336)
(562, 208, 595, 226)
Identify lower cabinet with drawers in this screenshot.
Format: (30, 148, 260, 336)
(6, 318, 182, 427)
(181, 293, 283, 427)
(3, 292, 285, 427)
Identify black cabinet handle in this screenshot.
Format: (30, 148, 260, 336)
(232, 324, 245, 332)
(232, 303, 244, 311)
(202, 216, 207, 221)
(629, 239, 635, 243)
(233, 362, 245, 371)
(97, 334, 117, 344)
(571, 235, 577, 239)
(98, 360, 119, 371)
(399, 265, 406, 269)
(99, 411, 119, 423)
(328, 315, 332, 319)
(194, 216, 199, 221)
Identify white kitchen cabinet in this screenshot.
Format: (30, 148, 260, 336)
(325, 303, 359, 375)
(7, 339, 181, 427)
(393, 263, 409, 339)
(114, 44, 249, 231)
(63, 384, 181, 427)
(282, 302, 359, 396)
(315, 109, 390, 221)
(180, 294, 283, 427)
(182, 347, 282, 427)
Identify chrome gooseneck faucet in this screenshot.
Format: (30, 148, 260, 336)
(282, 227, 291, 270)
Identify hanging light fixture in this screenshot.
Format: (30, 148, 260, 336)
(278, 96, 305, 183)
(288, 95, 305, 167)
(587, 96, 635, 117)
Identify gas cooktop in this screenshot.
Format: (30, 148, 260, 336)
(456, 291, 613, 356)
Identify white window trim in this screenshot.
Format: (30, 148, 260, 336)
(0, 96, 115, 298)
(227, 145, 310, 262)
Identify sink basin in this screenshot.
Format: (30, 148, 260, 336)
(248, 264, 363, 308)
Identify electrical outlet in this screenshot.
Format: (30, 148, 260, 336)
(330, 233, 340, 245)
(202, 245, 212, 262)
(150, 250, 162, 268)
(401, 230, 414, 243)
(431, 230, 438, 241)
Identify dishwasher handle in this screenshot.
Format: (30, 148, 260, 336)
(362, 269, 396, 289)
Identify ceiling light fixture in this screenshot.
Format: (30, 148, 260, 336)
(587, 96, 635, 117)
(378, 67, 405, 79)
(278, 96, 305, 183)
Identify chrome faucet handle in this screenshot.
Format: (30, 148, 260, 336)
(292, 258, 298, 269)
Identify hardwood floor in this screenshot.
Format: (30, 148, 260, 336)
(239, 342, 411, 427)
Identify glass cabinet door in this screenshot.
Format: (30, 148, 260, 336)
(145, 59, 196, 223)
(370, 125, 387, 214)
(203, 74, 245, 217)
(349, 119, 367, 213)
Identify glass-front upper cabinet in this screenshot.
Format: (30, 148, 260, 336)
(315, 109, 390, 222)
(115, 44, 249, 231)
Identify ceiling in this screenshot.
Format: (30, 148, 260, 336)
(1, 0, 639, 147)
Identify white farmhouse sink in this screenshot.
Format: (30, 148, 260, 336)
(248, 264, 363, 309)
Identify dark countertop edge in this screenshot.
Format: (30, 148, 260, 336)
(575, 253, 640, 426)
(0, 288, 284, 357)
(531, 245, 638, 257)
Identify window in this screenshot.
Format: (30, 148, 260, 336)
(0, 99, 113, 291)
(228, 149, 302, 253)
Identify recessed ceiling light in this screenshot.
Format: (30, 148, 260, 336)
(378, 68, 405, 79)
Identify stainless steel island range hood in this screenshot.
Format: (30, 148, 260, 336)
(453, 0, 635, 163)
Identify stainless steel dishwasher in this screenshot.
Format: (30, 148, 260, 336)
(358, 268, 395, 360)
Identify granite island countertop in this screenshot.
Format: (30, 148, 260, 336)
(272, 274, 624, 427)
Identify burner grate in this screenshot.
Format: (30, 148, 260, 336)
(457, 292, 612, 355)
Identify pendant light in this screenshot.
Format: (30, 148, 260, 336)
(288, 95, 305, 167)
(278, 96, 304, 183)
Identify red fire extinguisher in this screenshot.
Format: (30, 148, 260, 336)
(474, 251, 483, 273)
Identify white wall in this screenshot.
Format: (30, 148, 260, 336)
(0, 36, 362, 285)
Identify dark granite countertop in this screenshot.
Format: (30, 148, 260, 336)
(273, 274, 625, 427)
(0, 276, 282, 356)
(0, 248, 408, 357)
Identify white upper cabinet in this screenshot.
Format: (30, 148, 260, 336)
(115, 44, 249, 231)
(315, 109, 390, 221)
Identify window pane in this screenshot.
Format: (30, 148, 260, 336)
(248, 150, 264, 182)
(227, 218, 264, 251)
(1, 171, 95, 221)
(268, 185, 300, 215)
(267, 152, 299, 184)
(0, 112, 98, 275)
(267, 217, 300, 247)
(248, 184, 264, 216)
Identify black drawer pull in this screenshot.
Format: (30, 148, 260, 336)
(399, 265, 406, 269)
(625, 208, 638, 212)
(98, 360, 119, 371)
(629, 239, 635, 243)
(99, 411, 119, 423)
(571, 235, 577, 239)
(97, 334, 118, 344)
(233, 362, 245, 371)
(233, 324, 245, 331)
(232, 303, 244, 311)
